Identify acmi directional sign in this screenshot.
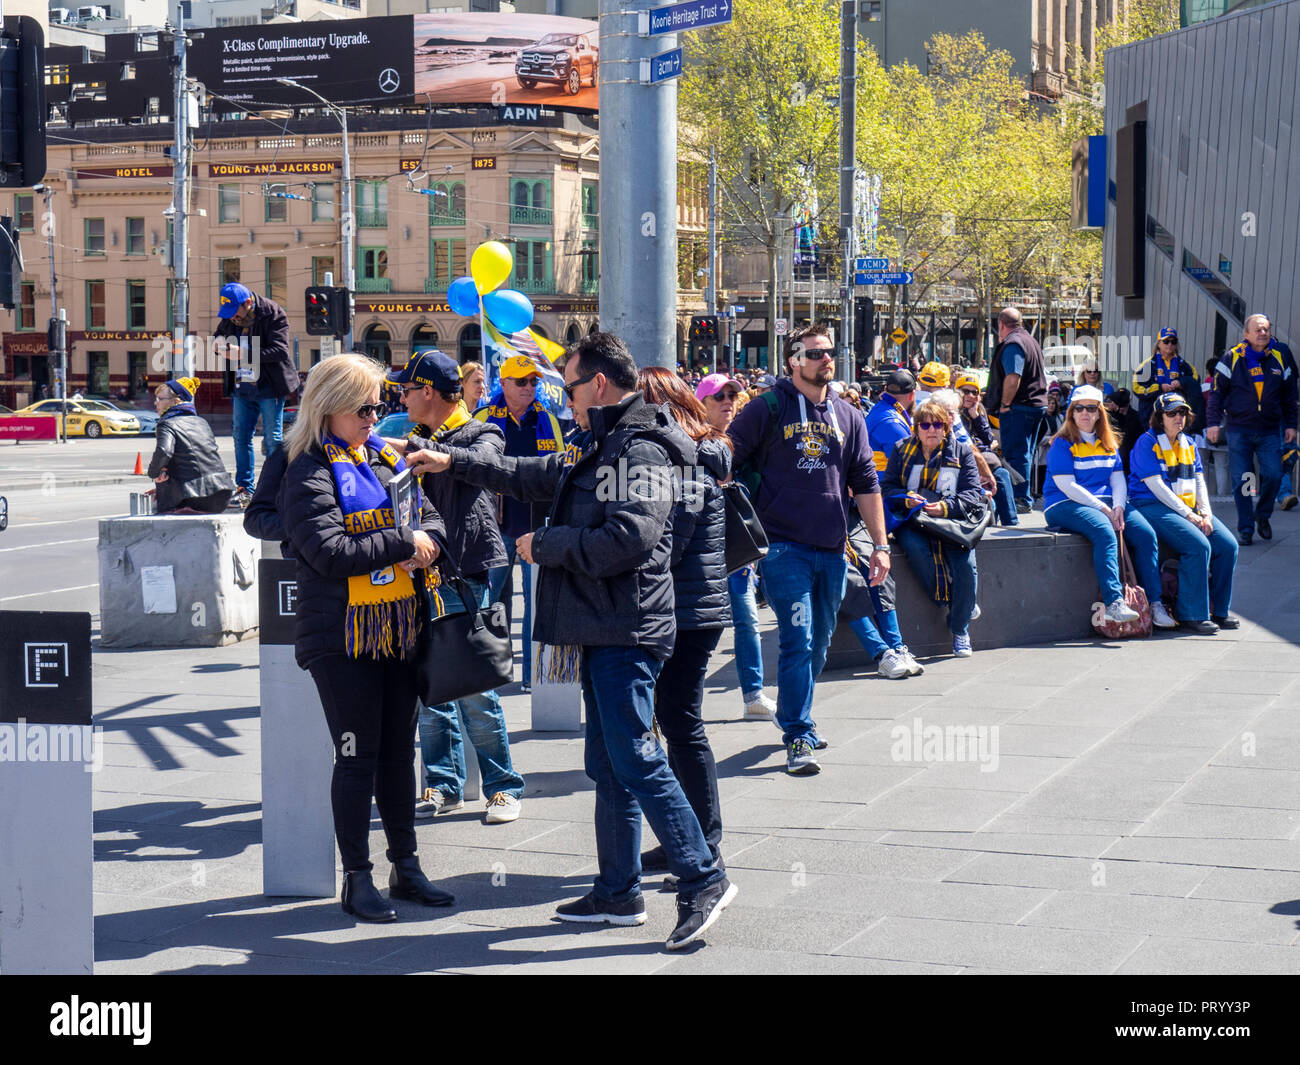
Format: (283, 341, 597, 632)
(855, 257, 889, 271)
(640, 47, 684, 84)
(639, 0, 733, 36)
(854, 271, 915, 286)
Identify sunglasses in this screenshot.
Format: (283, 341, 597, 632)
(355, 404, 383, 419)
(1164, 409, 1189, 417)
(709, 390, 739, 401)
(801, 349, 835, 361)
(959, 388, 979, 396)
(401, 385, 425, 396)
(916, 420, 945, 431)
(507, 377, 539, 388)
(563, 369, 600, 400)
(1072, 405, 1100, 414)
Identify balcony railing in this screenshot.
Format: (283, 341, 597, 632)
(582, 212, 598, 231)
(510, 206, 552, 226)
(356, 209, 387, 228)
(430, 210, 465, 227)
(425, 277, 451, 293)
(580, 277, 598, 295)
(512, 275, 553, 295)
(355, 277, 391, 293)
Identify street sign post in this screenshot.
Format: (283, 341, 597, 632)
(639, 0, 733, 36)
(639, 47, 683, 84)
(855, 270, 915, 286)
(855, 257, 889, 271)
(775, 318, 789, 336)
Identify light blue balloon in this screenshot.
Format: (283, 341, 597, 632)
(482, 289, 534, 335)
(447, 275, 480, 317)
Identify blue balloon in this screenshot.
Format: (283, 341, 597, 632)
(481, 289, 534, 335)
(447, 276, 480, 317)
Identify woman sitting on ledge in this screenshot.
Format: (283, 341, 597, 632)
(148, 378, 234, 514)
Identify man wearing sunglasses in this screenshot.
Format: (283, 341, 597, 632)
(729, 323, 889, 776)
(212, 282, 298, 507)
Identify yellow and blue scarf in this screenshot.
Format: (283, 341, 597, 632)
(324, 432, 420, 659)
(476, 399, 563, 454)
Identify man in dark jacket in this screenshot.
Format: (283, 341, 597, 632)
(387, 349, 524, 825)
(982, 307, 1048, 513)
(148, 377, 235, 513)
(408, 332, 736, 951)
(213, 282, 300, 505)
(1206, 314, 1299, 544)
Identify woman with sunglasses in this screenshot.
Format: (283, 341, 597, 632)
(1042, 385, 1169, 628)
(1132, 327, 1198, 425)
(1076, 357, 1115, 398)
(1128, 392, 1238, 634)
(281, 353, 454, 922)
(880, 399, 984, 658)
(956, 373, 1017, 527)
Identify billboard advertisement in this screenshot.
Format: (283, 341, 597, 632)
(189, 13, 599, 112)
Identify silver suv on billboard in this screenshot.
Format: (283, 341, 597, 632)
(515, 31, 598, 95)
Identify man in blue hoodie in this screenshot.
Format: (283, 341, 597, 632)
(729, 324, 889, 775)
(1206, 314, 1299, 545)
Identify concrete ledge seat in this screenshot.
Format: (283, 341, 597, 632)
(98, 513, 260, 648)
(827, 526, 1100, 667)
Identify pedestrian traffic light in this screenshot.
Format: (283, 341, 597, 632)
(305, 285, 350, 336)
(0, 17, 46, 189)
(854, 296, 875, 364)
(690, 315, 719, 345)
(0, 215, 18, 310)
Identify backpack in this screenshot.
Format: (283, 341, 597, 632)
(733, 390, 782, 498)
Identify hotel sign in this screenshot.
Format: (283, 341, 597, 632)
(76, 166, 175, 180)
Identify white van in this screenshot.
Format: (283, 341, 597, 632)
(1042, 344, 1093, 382)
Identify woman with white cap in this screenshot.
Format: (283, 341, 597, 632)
(1042, 385, 1172, 628)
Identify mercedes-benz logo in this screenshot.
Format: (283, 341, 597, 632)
(378, 68, 400, 94)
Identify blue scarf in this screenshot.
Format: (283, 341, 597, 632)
(160, 402, 197, 420)
(323, 432, 420, 658)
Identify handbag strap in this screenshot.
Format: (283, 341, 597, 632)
(1117, 533, 1138, 587)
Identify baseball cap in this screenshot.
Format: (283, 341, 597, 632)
(1068, 385, 1104, 407)
(500, 354, 542, 381)
(917, 361, 950, 389)
(696, 373, 744, 400)
(1158, 327, 1178, 342)
(218, 282, 253, 319)
(1154, 391, 1192, 414)
(884, 369, 916, 394)
(753, 373, 776, 390)
(386, 349, 461, 392)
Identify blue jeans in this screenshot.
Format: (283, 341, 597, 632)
(1226, 427, 1284, 533)
(848, 582, 905, 659)
(232, 393, 285, 492)
(1046, 500, 1162, 605)
(758, 540, 848, 745)
(488, 544, 533, 687)
(1134, 503, 1237, 621)
(727, 567, 763, 697)
(581, 645, 722, 902)
(998, 404, 1046, 504)
(894, 522, 978, 635)
(991, 466, 1017, 525)
(418, 576, 524, 801)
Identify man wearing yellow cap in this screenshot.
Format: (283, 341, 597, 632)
(475, 354, 566, 692)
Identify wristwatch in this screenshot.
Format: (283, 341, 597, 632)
(871, 543, 890, 553)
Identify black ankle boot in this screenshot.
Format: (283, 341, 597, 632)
(341, 870, 397, 922)
(388, 856, 455, 907)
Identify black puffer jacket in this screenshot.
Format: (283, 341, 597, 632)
(280, 442, 446, 669)
(670, 436, 732, 631)
(148, 406, 235, 510)
(447, 393, 693, 658)
(406, 416, 508, 578)
(243, 445, 290, 552)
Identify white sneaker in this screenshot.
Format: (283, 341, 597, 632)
(898, 646, 925, 676)
(1105, 598, 1140, 624)
(415, 788, 464, 819)
(484, 793, 521, 824)
(876, 647, 910, 679)
(1151, 602, 1177, 629)
(743, 691, 777, 720)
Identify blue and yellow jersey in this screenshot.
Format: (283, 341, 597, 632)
(1043, 436, 1120, 513)
(864, 394, 912, 471)
(1128, 429, 1201, 508)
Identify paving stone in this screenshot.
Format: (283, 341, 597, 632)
(657, 945, 964, 974)
(723, 835, 975, 881)
(1113, 937, 1300, 975)
(942, 851, 1210, 897)
(878, 830, 1118, 859)
(1171, 766, 1300, 811)
(1021, 890, 1297, 945)
(835, 786, 1025, 832)
(1134, 801, 1300, 840)
(1100, 835, 1300, 872)
(1190, 867, 1300, 904)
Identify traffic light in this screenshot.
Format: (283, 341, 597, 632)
(853, 296, 875, 364)
(690, 315, 719, 345)
(305, 285, 351, 336)
(0, 215, 17, 310)
(0, 17, 46, 189)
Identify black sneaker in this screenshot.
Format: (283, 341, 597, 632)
(1015, 498, 1033, 514)
(665, 878, 738, 951)
(787, 739, 821, 775)
(1180, 619, 1220, 635)
(1236, 529, 1254, 546)
(1256, 517, 1273, 540)
(1211, 614, 1241, 629)
(555, 891, 646, 926)
(641, 845, 669, 873)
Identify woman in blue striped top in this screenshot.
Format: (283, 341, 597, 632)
(1043, 386, 1168, 628)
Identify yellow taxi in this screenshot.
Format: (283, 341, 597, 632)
(14, 398, 141, 437)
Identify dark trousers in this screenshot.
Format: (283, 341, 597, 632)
(653, 626, 723, 865)
(308, 654, 420, 873)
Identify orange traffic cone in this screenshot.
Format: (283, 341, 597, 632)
(133, 453, 144, 476)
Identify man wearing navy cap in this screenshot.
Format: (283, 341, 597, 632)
(213, 282, 298, 505)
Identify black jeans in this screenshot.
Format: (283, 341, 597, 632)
(308, 653, 420, 873)
(653, 627, 723, 864)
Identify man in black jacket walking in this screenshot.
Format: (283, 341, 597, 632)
(213, 282, 300, 505)
(409, 333, 736, 951)
(387, 350, 525, 825)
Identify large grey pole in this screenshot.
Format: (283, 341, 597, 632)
(706, 148, 717, 313)
(340, 106, 354, 353)
(838, 0, 857, 381)
(599, 1, 678, 368)
(171, 4, 189, 375)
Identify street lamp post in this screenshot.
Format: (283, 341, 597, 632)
(278, 78, 354, 352)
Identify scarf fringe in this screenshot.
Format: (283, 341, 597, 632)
(346, 596, 420, 659)
(535, 643, 581, 684)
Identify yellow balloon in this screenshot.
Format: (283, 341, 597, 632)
(471, 241, 513, 294)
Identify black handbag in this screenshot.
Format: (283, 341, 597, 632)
(912, 502, 993, 551)
(417, 567, 513, 706)
(721, 480, 769, 573)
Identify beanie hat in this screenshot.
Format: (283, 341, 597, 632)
(165, 377, 199, 401)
